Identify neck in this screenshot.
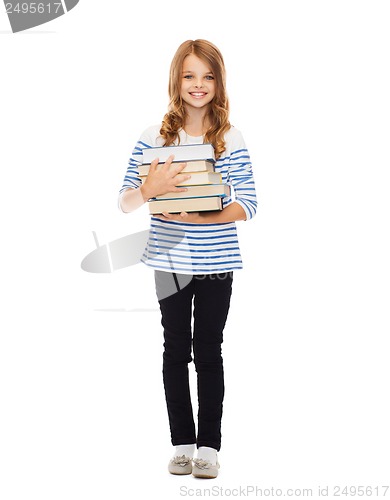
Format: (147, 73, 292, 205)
(184, 105, 210, 136)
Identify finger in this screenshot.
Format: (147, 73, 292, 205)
(171, 162, 187, 174)
(162, 155, 175, 171)
(148, 157, 159, 172)
(173, 173, 191, 185)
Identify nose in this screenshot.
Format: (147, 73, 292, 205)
(194, 79, 204, 88)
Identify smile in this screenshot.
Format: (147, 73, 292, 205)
(189, 92, 207, 98)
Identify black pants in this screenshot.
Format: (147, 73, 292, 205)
(155, 271, 233, 452)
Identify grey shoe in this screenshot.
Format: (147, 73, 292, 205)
(168, 455, 193, 475)
(192, 458, 220, 479)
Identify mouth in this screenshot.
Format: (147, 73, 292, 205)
(189, 92, 207, 98)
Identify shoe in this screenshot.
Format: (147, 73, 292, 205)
(192, 458, 220, 479)
(168, 455, 193, 475)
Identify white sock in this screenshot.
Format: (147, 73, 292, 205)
(174, 444, 196, 458)
(196, 446, 218, 465)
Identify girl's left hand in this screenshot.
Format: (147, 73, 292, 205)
(155, 211, 200, 223)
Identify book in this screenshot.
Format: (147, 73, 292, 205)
(149, 196, 223, 215)
(141, 143, 215, 164)
(141, 143, 228, 215)
(140, 171, 222, 186)
(138, 159, 214, 176)
(155, 184, 230, 200)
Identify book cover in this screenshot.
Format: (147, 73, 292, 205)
(155, 184, 230, 200)
(141, 143, 215, 164)
(140, 171, 222, 186)
(138, 159, 215, 176)
(148, 196, 223, 214)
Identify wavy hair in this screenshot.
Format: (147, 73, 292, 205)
(160, 39, 231, 159)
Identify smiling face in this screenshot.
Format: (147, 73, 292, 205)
(180, 54, 216, 112)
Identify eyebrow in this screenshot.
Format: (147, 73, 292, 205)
(182, 70, 214, 75)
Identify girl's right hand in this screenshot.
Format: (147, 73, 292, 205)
(140, 155, 191, 201)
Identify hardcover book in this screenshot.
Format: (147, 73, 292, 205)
(141, 143, 229, 215)
(141, 143, 215, 164)
(155, 184, 230, 200)
(149, 196, 223, 214)
(140, 171, 222, 186)
(138, 159, 214, 176)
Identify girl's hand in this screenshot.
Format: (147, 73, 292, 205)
(154, 203, 247, 224)
(140, 155, 191, 201)
(155, 211, 201, 223)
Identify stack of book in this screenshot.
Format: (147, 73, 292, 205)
(139, 143, 230, 215)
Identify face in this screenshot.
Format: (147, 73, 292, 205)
(180, 54, 216, 111)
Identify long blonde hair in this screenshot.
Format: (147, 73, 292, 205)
(160, 39, 231, 159)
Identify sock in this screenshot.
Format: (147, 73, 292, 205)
(174, 444, 196, 459)
(196, 446, 218, 465)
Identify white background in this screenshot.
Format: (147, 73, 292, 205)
(1, 1, 389, 498)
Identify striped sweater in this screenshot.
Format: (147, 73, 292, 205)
(119, 124, 257, 274)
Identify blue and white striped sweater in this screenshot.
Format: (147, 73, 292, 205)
(119, 125, 257, 274)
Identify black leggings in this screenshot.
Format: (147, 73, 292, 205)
(155, 271, 233, 451)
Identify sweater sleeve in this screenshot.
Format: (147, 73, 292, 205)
(227, 130, 258, 220)
(118, 127, 156, 213)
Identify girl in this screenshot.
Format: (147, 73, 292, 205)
(119, 39, 257, 479)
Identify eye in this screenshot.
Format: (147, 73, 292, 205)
(183, 75, 193, 79)
(205, 75, 214, 80)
